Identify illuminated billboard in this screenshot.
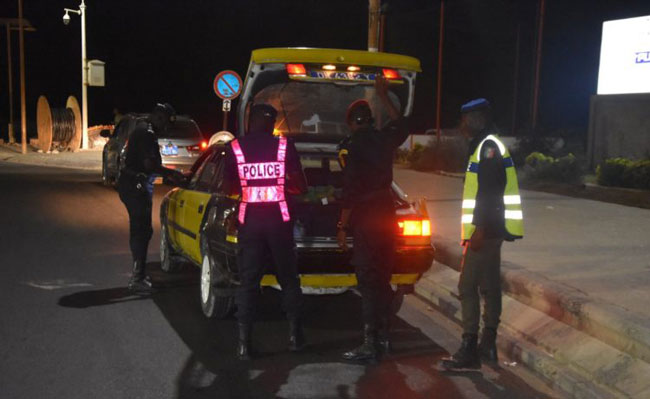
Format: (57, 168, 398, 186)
(597, 15, 650, 95)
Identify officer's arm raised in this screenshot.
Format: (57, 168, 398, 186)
(375, 75, 400, 122)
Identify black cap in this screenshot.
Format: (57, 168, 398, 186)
(250, 104, 277, 121)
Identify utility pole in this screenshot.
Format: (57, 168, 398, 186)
(6, 23, 15, 143)
(435, 0, 445, 142)
(18, 0, 27, 154)
(531, 0, 545, 132)
(511, 23, 521, 136)
(378, 6, 386, 52)
(368, 0, 380, 52)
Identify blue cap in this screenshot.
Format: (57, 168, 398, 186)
(460, 98, 490, 114)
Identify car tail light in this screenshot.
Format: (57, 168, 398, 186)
(187, 141, 208, 152)
(398, 218, 431, 237)
(382, 68, 401, 80)
(286, 63, 306, 76)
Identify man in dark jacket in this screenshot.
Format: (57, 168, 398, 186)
(118, 103, 184, 293)
(337, 76, 409, 363)
(223, 104, 308, 360)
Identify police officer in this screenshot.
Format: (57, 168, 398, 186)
(118, 103, 184, 293)
(337, 75, 409, 363)
(223, 104, 308, 360)
(441, 98, 524, 370)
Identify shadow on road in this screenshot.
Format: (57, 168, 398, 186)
(57, 261, 553, 398)
(145, 264, 463, 399)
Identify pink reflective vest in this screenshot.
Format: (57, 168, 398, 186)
(230, 137, 290, 224)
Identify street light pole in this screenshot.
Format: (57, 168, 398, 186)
(18, 0, 27, 154)
(63, 0, 88, 150)
(80, 0, 88, 150)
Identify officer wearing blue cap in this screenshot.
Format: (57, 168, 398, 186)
(441, 98, 524, 370)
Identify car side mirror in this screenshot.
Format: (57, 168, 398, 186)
(99, 129, 112, 138)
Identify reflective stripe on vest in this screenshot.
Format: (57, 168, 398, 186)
(231, 137, 290, 224)
(461, 134, 524, 241)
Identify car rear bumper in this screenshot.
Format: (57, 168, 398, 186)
(161, 156, 201, 172)
(261, 273, 420, 288)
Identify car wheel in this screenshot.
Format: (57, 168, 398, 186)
(200, 251, 235, 319)
(160, 223, 181, 272)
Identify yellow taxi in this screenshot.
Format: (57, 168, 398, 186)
(160, 48, 434, 318)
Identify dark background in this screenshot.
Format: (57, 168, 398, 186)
(2, 0, 650, 140)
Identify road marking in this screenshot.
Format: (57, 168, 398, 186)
(24, 279, 93, 290)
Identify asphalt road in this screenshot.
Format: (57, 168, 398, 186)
(0, 162, 559, 399)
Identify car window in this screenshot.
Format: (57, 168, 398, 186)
(195, 160, 219, 192)
(160, 119, 202, 140)
(209, 150, 227, 193)
(189, 153, 215, 191)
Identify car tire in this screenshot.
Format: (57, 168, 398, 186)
(160, 223, 181, 272)
(200, 250, 235, 319)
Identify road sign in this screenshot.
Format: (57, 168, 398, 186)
(213, 70, 242, 100)
(222, 99, 231, 112)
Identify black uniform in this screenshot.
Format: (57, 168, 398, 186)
(117, 121, 160, 266)
(341, 118, 409, 327)
(224, 133, 305, 324)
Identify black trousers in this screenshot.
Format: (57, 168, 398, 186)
(118, 185, 153, 264)
(235, 207, 302, 324)
(458, 238, 503, 334)
(350, 197, 396, 327)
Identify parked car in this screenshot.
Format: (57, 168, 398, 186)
(101, 114, 207, 186)
(160, 47, 434, 319)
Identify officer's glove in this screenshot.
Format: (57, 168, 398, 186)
(135, 173, 149, 193)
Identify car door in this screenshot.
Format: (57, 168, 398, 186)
(178, 152, 221, 263)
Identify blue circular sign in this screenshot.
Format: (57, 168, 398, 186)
(213, 70, 242, 100)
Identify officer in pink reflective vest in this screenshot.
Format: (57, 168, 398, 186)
(224, 104, 308, 360)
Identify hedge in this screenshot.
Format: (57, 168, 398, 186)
(523, 152, 583, 184)
(597, 158, 650, 189)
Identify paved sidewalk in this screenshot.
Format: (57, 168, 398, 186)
(394, 167, 650, 398)
(0, 143, 102, 171)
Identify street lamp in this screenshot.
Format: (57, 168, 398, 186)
(62, 1, 88, 150)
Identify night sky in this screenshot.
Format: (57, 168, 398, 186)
(2, 0, 650, 141)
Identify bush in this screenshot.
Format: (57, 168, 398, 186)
(597, 158, 650, 189)
(523, 152, 583, 184)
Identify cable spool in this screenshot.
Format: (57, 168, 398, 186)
(36, 95, 82, 152)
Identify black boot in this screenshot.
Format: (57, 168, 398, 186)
(288, 318, 306, 352)
(237, 323, 253, 360)
(377, 316, 391, 354)
(441, 333, 481, 370)
(479, 327, 498, 363)
(342, 324, 379, 363)
(128, 260, 152, 293)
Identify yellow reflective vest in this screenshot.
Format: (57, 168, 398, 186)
(461, 134, 523, 241)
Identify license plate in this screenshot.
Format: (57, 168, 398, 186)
(161, 144, 178, 156)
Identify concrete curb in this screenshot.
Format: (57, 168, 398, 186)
(415, 264, 650, 398)
(431, 237, 650, 366)
(0, 145, 102, 171)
